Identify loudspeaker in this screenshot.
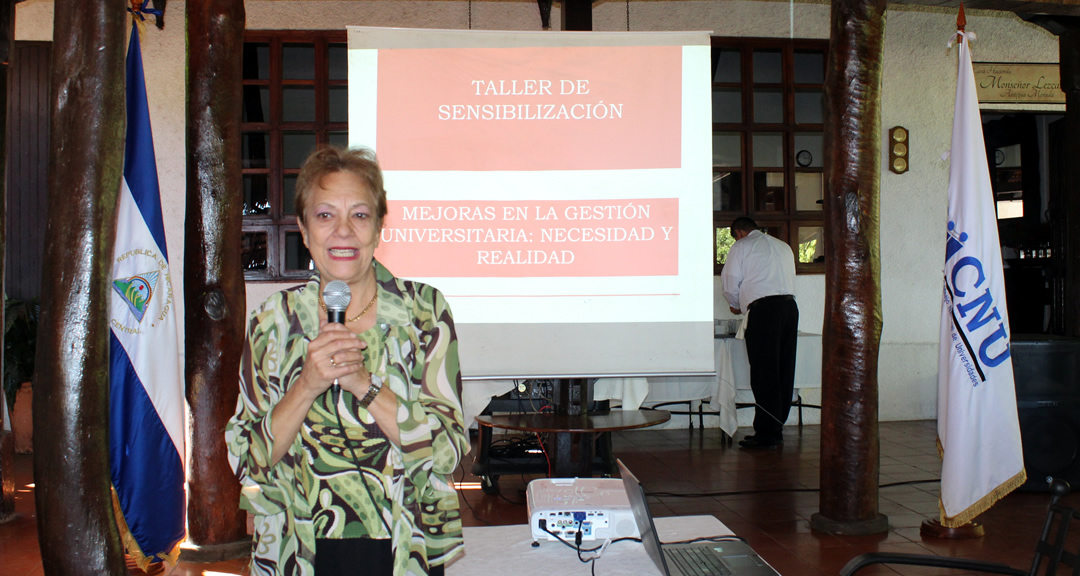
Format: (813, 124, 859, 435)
(1018, 401, 1080, 489)
(1012, 336, 1080, 489)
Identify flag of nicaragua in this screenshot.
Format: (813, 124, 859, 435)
(936, 29, 1026, 528)
(108, 22, 186, 567)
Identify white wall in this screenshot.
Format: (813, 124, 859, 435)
(15, 0, 1063, 423)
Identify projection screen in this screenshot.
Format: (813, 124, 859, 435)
(348, 27, 714, 379)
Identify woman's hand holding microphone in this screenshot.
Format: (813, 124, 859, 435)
(299, 319, 375, 401)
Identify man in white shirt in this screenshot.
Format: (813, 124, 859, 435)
(720, 217, 799, 449)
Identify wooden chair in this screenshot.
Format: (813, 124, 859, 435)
(841, 479, 1077, 576)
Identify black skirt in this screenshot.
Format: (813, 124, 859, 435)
(315, 538, 445, 576)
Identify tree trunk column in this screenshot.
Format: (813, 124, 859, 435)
(34, 0, 128, 573)
(810, 0, 888, 535)
(182, 0, 249, 562)
(1059, 25, 1080, 337)
(0, 0, 16, 526)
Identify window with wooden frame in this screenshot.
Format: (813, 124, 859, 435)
(241, 30, 349, 281)
(712, 37, 828, 275)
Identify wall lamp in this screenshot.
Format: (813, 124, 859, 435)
(889, 126, 909, 174)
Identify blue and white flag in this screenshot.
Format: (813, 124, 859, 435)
(108, 22, 186, 567)
(936, 29, 1025, 528)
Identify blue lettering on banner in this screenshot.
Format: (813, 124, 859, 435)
(956, 289, 1000, 330)
(945, 220, 1011, 381)
(950, 256, 984, 297)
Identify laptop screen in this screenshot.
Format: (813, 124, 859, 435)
(617, 458, 671, 576)
(616, 459, 780, 576)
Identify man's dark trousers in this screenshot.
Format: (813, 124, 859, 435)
(744, 295, 799, 443)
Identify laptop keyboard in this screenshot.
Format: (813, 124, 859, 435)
(664, 547, 732, 576)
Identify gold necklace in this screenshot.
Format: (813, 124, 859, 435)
(321, 290, 378, 322)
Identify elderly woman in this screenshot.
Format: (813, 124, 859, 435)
(226, 146, 467, 576)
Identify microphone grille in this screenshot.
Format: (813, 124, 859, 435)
(323, 280, 351, 311)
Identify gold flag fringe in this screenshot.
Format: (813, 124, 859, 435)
(939, 468, 1026, 528)
(131, 14, 148, 39)
(129, 0, 151, 38)
(111, 486, 185, 572)
(936, 435, 1027, 528)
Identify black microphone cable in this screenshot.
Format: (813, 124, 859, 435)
(331, 384, 395, 540)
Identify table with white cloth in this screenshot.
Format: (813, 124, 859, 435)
(447, 515, 735, 575)
(466, 379, 658, 491)
(465, 331, 819, 467)
(602, 332, 823, 437)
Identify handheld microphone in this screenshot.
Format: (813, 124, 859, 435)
(323, 280, 351, 324)
(322, 280, 351, 397)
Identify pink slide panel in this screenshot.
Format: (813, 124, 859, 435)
(375, 198, 679, 278)
(375, 45, 682, 171)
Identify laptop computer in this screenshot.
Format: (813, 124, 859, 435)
(616, 458, 780, 576)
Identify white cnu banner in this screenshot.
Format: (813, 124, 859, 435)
(936, 29, 1026, 528)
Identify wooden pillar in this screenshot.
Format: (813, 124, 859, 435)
(809, 0, 888, 535)
(561, 0, 592, 31)
(182, 0, 249, 561)
(1060, 24, 1080, 337)
(33, 0, 128, 573)
(0, 0, 15, 525)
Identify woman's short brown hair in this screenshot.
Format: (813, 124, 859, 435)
(294, 146, 388, 228)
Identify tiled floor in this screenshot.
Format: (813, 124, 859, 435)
(1, 420, 1073, 575)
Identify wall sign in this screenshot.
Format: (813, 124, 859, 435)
(972, 62, 1064, 104)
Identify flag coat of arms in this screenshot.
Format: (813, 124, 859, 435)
(936, 28, 1026, 528)
(108, 22, 186, 567)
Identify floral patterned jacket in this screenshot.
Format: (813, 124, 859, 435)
(226, 262, 467, 575)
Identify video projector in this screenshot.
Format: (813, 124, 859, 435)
(526, 477, 640, 542)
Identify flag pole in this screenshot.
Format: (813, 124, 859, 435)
(919, 2, 987, 541)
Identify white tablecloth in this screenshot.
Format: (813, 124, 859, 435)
(448, 515, 733, 575)
(464, 333, 821, 438)
(637, 332, 822, 436)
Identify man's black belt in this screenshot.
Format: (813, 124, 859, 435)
(748, 294, 794, 311)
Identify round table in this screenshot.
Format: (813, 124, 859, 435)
(475, 410, 671, 482)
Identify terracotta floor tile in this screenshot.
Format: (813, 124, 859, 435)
(881, 487, 941, 502)
(886, 512, 938, 529)
(768, 529, 856, 550)
(2, 421, 1068, 576)
(898, 500, 942, 516)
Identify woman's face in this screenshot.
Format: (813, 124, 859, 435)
(298, 171, 381, 288)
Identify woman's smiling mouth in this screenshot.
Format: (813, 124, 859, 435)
(329, 248, 357, 258)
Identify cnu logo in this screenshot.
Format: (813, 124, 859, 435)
(946, 221, 1010, 370)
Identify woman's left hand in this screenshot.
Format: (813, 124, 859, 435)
(318, 319, 376, 399)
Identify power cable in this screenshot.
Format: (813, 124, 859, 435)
(646, 478, 941, 499)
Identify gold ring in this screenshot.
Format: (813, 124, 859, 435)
(330, 356, 337, 367)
